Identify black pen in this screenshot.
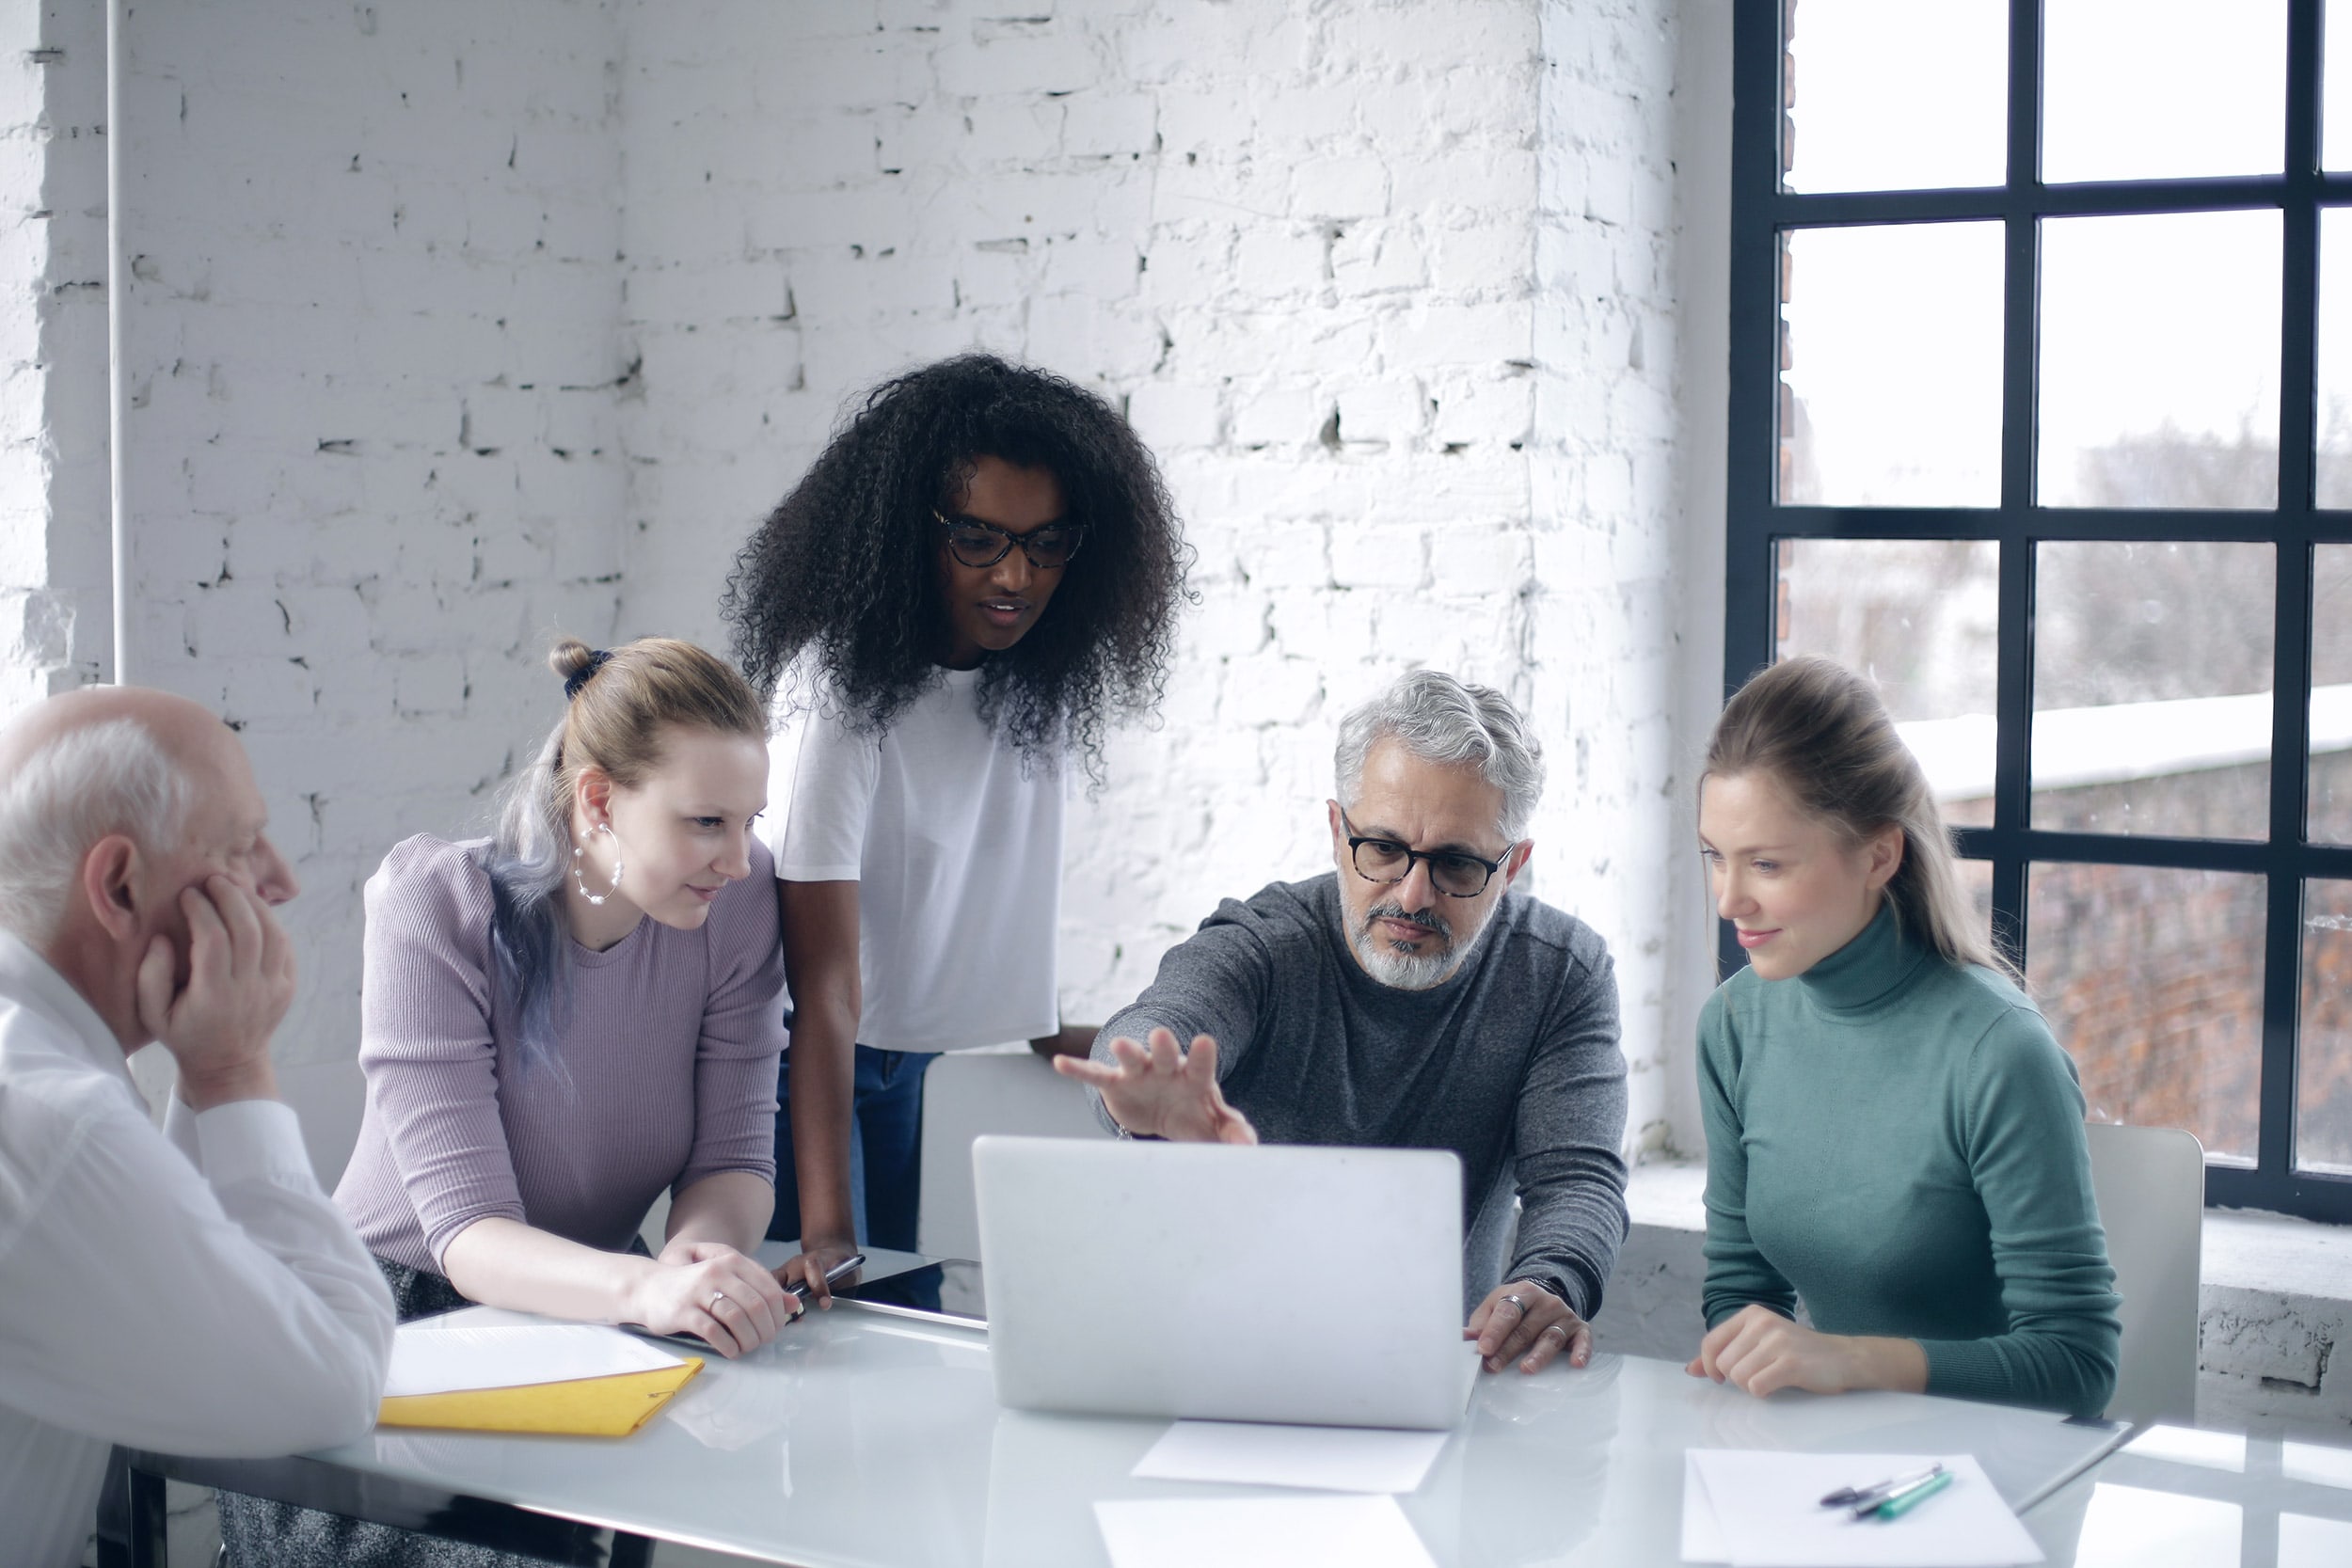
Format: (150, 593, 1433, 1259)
(785, 1252, 867, 1306)
(1819, 1462, 1943, 1510)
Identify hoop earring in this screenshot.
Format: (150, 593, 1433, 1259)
(572, 823, 624, 906)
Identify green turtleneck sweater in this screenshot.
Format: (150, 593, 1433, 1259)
(1697, 902, 2122, 1418)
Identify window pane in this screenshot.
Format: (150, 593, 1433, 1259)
(1781, 0, 2007, 194)
(2315, 546, 2352, 843)
(1778, 223, 2004, 506)
(2042, 0, 2287, 182)
(1775, 538, 2000, 828)
(1959, 856, 1996, 947)
(2039, 213, 2282, 509)
(2328, 0, 2352, 169)
(2316, 213, 2352, 506)
(2029, 863, 2265, 1164)
(2032, 542, 2276, 838)
(2301, 880, 2352, 1175)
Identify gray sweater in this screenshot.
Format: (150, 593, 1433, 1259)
(1095, 874, 1629, 1321)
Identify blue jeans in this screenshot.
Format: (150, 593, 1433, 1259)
(767, 1042, 934, 1252)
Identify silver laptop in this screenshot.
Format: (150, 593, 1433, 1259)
(972, 1134, 1481, 1430)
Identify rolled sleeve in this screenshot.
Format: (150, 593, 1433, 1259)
(767, 703, 880, 882)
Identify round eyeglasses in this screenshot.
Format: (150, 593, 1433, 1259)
(1341, 810, 1519, 898)
(934, 510, 1088, 570)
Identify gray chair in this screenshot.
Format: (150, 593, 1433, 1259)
(2084, 1121, 2205, 1425)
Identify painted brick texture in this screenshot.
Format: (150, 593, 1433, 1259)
(2, 1, 1702, 1170)
(106, 0, 633, 1077)
(612, 0, 1696, 1156)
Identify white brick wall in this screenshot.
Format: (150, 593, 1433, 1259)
(0, 0, 1721, 1171)
(0, 2, 108, 710)
(612, 0, 1710, 1157)
(103, 0, 635, 1125)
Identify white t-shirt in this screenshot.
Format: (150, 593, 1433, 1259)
(764, 667, 1065, 1053)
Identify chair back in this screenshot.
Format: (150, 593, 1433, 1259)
(2084, 1121, 2204, 1424)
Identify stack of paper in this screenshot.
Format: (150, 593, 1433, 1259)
(1682, 1450, 2043, 1567)
(1131, 1420, 1452, 1495)
(381, 1321, 702, 1436)
(1096, 1496, 1438, 1568)
(1090, 1421, 1453, 1568)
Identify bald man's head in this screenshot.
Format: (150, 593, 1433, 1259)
(0, 685, 236, 787)
(0, 686, 294, 960)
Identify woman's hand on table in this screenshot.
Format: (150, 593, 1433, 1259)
(1684, 1304, 1928, 1397)
(634, 1240, 796, 1356)
(774, 1237, 864, 1308)
(1467, 1279, 1591, 1373)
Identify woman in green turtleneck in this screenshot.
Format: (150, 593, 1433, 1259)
(1685, 657, 2121, 1418)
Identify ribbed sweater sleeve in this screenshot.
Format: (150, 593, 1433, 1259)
(356, 839, 524, 1270)
(1505, 946, 1628, 1323)
(1089, 902, 1272, 1134)
(675, 873, 787, 1193)
(1916, 1010, 2121, 1418)
(1695, 989, 1801, 1329)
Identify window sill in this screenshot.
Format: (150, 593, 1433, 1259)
(1624, 1160, 2352, 1295)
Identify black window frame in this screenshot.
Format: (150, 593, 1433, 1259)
(1726, 0, 2352, 1221)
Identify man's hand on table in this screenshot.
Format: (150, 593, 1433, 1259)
(1468, 1278, 1590, 1373)
(1051, 1026, 1259, 1144)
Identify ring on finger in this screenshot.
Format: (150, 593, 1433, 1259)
(1542, 1322, 1570, 1341)
(709, 1291, 729, 1313)
(1502, 1292, 1528, 1315)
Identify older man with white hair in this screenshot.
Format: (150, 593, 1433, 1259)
(0, 687, 393, 1568)
(1059, 669, 1629, 1376)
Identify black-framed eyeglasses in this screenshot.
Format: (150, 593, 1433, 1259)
(1340, 809, 1518, 898)
(933, 510, 1088, 570)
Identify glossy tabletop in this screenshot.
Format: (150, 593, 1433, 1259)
(143, 1294, 2147, 1566)
(123, 1239, 2352, 1567)
(2026, 1421, 2352, 1568)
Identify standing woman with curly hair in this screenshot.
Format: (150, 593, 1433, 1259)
(724, 354, 1187, 1295)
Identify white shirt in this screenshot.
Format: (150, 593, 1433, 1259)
(0, 932, 394, 1568)
(764, 669, 1064, 1052)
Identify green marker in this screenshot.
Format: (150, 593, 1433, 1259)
(1868, 1467, 1954, 1520)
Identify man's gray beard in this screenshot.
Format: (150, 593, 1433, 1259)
(1349, 900, 1488, 991)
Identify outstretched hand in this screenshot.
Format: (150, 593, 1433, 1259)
(1051, 1026, 1258, 1144)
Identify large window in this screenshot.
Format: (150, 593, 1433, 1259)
(1728, 0, 2352, 1220)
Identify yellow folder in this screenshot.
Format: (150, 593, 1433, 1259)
(377, 1357, 704, 1437)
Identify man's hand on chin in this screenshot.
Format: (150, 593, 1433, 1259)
(138, 876, 294, 1111)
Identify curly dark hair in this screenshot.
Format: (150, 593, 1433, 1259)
(722, 354, 1190, 771)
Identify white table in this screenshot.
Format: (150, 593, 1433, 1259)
(115, 1263, 2169, 1567)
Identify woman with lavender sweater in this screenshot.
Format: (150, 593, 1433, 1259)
(220, 637, 794, 1566)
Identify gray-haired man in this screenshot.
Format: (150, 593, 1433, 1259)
(0, 688, 393, 1568)
(1057, 670, 1629, 1376)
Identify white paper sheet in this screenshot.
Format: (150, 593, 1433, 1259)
(1681, 1450, 2044, 1568)
(1131, 1419, 1452, 1495)
(1094, 1496, 1438, 1568)
(384, 1323, 687, 1398)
